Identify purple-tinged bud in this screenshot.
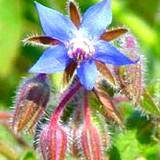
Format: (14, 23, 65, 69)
(80, 91, 103, 160)
(12, 74, 50, 133)
(39, 123, 67, 160)
(114, 33, 144, 106)
(81, 124, 103, 160)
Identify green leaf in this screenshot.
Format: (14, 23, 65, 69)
(141, 90, 160, 116)
(112, 130, 159, 160)
(108, 145, 121, 160)
(126, 110, 148, 130)
(19, 151, 36, 160)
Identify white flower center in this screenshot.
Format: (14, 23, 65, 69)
(67, 37, 95, 64)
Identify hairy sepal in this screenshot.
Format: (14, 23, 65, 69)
(40, 123, 67, 160)
(23, 35, 60, 47)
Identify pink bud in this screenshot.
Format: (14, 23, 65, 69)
(39, 123, 67, 160)
(80, 91, 103, 160)
(125, 35, 136, 49)
(81, 124, 103, 160)
(12, 74, 50, 133)
(113, 33, 144, 106)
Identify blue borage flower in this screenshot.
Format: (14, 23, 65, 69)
(28, 0, 137, 90)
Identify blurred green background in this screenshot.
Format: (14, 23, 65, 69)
(0, 0, 160, 159)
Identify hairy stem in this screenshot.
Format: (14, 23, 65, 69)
(50, 78, 81, 124)
(83, 91, 91, 126)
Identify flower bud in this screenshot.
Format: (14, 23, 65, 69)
(12, 74, 50, 133)
(81, 124, 103, 160)
(114, 33, 144, 105)
(39, 123, 67, 160)
(81, 91, 103, 160)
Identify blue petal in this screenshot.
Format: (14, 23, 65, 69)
(94, 41, 136, 66)
(81, 0, 112, 38)
(29, 45, 70, 74)
(35, 2, 77, 42)
(77, 60, 97, 90)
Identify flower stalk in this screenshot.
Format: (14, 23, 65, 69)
(50, 78, 81, 124)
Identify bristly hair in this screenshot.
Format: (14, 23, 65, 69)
(22, 33, 53, 48)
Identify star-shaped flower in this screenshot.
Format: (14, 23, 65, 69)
(27, 0, 137, 90)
